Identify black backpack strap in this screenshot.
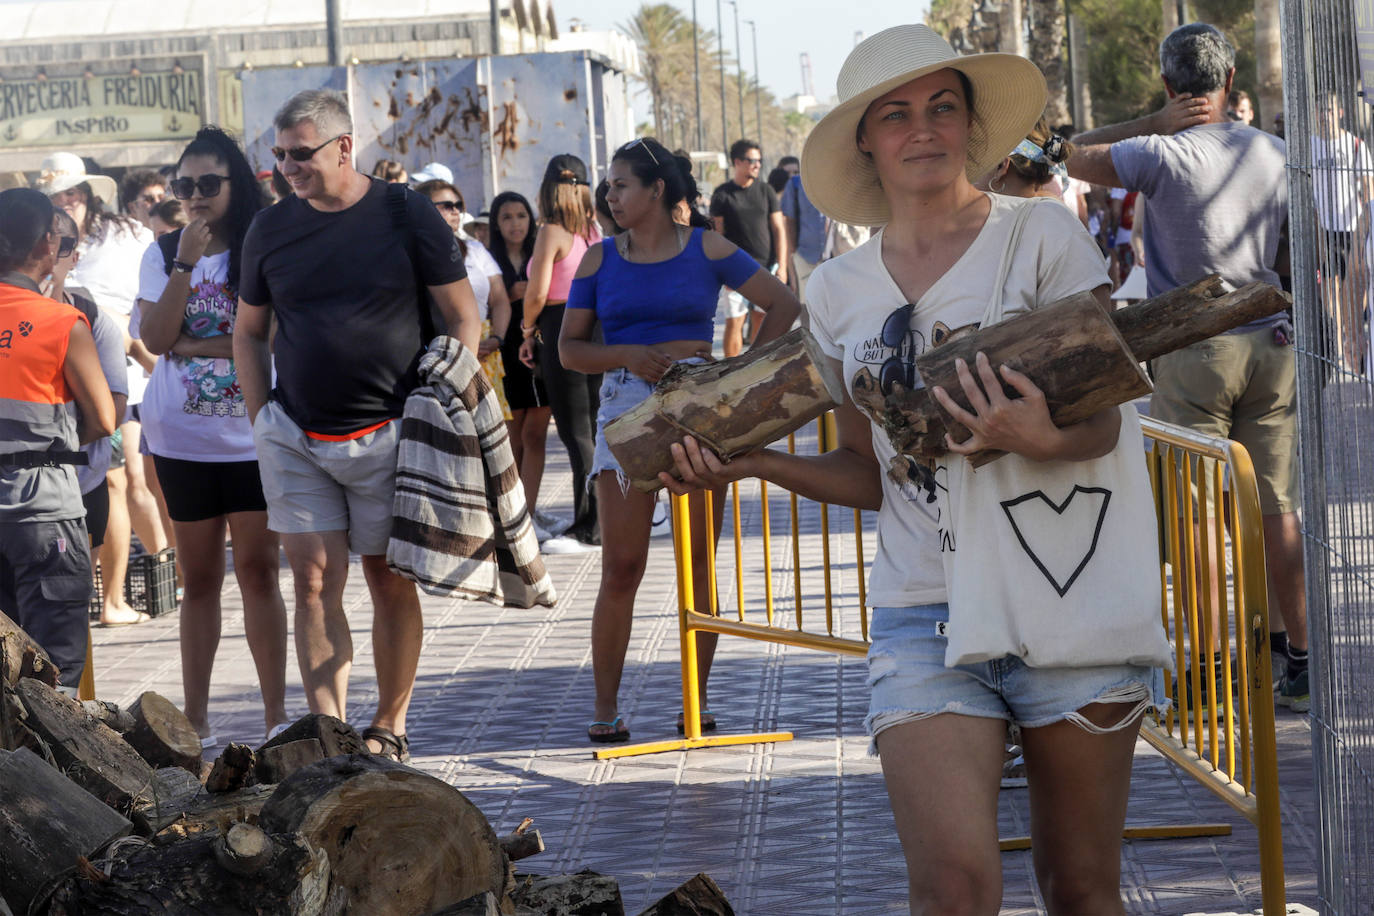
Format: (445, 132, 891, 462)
(386, 182, 436, 343)
(158, 228, 182, 276)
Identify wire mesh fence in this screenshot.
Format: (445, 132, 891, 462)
(1281, 0, 1374, 910)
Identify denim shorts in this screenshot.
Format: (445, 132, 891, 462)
(591, 367, 656, 490)
(865, 603, 1168, 755)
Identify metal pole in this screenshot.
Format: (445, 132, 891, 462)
(326, 0, 344, 66)
(717, 0, 728, 156)
(489, 0, 500, 55)
(728, 0, 744, 140)
(692, 0, 704, 155)
(747, 19, 761, 140)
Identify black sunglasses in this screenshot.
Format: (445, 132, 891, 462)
(170, 175, 232, 200)
(432, 200, 463, 212)
(879, 303, 921, 395)
(55, 234, 77, 259)
(270, 133, 347, 163)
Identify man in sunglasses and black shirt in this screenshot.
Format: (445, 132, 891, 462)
(235, 89, 481, 762)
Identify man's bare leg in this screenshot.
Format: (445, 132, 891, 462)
(722, 314, 746, 358)
(282, 530, 353, 718)
(360, 555, 423, 741)
(1263, 511, 1308, 651)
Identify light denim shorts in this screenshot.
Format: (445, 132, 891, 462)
(591, 367, 656, 489)
(864, 603, 1168, 755)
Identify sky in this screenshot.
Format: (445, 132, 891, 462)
(561, 0, 934, 105)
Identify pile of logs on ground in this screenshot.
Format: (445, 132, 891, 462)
(0, 611, 735, 916)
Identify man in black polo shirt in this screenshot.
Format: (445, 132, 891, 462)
(710, 139, 789, 357)
(235, 89, 480, 761)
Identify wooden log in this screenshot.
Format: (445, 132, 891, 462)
(873, 279, 1290, 465)
(0, 610, 59, 687)
(259, 713, 367, 758)
(426, 892, 500, 916)
(45, 828, 336, 916)
(0, 748, 133, 914)
(125, 692, 202, 773)
(255, 737, 325, 785)
(258, 754, 505, 916)
(130, 767, 205, 835)
(14, 678, 154, 810)
(81, 700, 135, 736)
(154, 785, 276, 839)
(213, 822, 277, 877)
(510, 870, 624, 916)
(498, 828, 544, 862)
(205, 742, 257, 793)
(636, 873, 735, 916)
(605, 327, 845, 492)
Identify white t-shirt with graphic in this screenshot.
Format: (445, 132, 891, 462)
(804, 193, 1109, 609)
(1311, 130, 1373, 232)
(133, 244, 255, 462)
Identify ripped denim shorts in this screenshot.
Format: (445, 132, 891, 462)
(864, 603, 1168, 755)
(591, 358, 709, 492)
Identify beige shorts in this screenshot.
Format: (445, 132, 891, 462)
(1149, 327, 1298, 515)
(792, 253, 819, 302)
(251, 401, 399, 555)
(716, 286, 751, 320)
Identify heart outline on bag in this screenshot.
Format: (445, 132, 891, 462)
(1000, 485, 1112, 598)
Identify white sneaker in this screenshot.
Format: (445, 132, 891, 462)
(540, 535, 600, 555)
(649, 500, 672, 537)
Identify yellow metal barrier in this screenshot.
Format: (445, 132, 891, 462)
(596, 412, 1285, 915)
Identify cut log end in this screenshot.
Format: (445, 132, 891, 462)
(127, 692, 202, 773)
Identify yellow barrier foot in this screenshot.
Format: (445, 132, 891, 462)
(593, 731, 795, 760)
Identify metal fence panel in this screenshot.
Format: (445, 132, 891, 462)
(1281, 0, 1374, 910)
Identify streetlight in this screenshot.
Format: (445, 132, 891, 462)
(716, 0, 728, 154)
(691, 0, 704, 158)
(745, 19, 761, 141)
(726, 0, 745, 140)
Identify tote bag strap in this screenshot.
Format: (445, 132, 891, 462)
(983, 198, 1045, 326)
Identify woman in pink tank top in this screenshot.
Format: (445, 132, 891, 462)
(518, 154, 602, 552)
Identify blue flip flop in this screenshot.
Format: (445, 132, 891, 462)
(588, 716, 631, 744)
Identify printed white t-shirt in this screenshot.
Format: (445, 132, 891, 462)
(132, 244, 255, 462)
(1311, 130, 1374, 232)
(465, 239, 502, 319)
(804, 193, 1109, 609)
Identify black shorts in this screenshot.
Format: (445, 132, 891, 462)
(82, 480, 110, 549)
(501, 320, 548, 411)
(151, 455, 268, 523)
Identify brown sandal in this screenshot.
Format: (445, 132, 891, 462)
(362, 726, 411, 763)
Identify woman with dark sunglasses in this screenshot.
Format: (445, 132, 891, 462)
(560, 138, 799, 742)
(133, 126, 289, 746)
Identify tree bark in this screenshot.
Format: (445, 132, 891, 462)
(509, 870, 625, 916)
(604, 327, 845, 491)
(0, 609, 59, 688)
(1028, 0, 1070, 125)
(636, 873, 735, 916)
(81, 700, 135, 736)
(255, 737, 325, 785)
(156, 785, 277, 839)
(0, 748, 133, 914)
(130, 766, 205, 835)
(45, 828, 335, 916)
(258, 754, 506, 916)
(259, 713, 366, 758)
(126, 692, 202, 773)
(14, 678, 154, 811)
(857, 279, 1288, 465)
(1253, 0, 1283, 129)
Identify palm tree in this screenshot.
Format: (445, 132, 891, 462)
(1253, 0, 1281, 129)
(620, 4, 697, 141)
(1028, 0, 1071, 124)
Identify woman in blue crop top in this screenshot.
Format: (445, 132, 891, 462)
(560, 138, 800, 743)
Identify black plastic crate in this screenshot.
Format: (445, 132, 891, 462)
(125, 549, 178, 618)
(90, 548, 179, 619)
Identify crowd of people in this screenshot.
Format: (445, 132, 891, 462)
(0, 17, 1317, 912)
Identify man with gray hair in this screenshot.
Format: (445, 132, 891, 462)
(235, 89, 481, 760)
(1069, 23, 1309, 712)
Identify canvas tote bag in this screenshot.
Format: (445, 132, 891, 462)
(937, 199, 1174, 670)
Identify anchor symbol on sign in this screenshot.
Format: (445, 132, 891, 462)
(167, 115, 183, 132)
(3, 125, 17, 142)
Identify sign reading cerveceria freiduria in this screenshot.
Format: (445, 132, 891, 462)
(0, 70, 204, 147)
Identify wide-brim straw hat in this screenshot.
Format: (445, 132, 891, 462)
(34, 151, 119, 206)
(802, 24, 1047, 227)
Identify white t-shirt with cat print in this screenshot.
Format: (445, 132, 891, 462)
(804, 193, 1110, 609)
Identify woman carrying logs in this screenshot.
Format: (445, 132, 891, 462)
(133, 127, 289, 744)
(659, 26, 1171, 913)
(560, 138, 799, 743)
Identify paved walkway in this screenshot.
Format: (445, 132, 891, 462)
(89, 443, 1319, 915)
